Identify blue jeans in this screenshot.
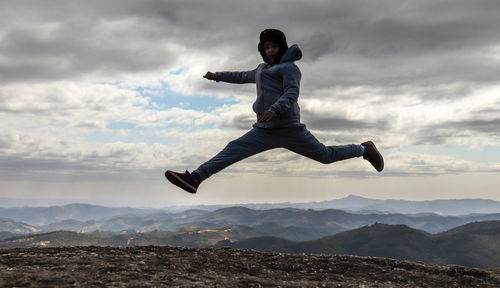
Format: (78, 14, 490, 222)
(191, 123, 364, 183)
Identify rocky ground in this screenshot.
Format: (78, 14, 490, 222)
(1, 246, 499, 287)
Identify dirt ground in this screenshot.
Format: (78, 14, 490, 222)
(1, 246, 499, 287)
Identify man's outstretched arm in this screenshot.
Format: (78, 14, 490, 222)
(203, 65, 259, 84)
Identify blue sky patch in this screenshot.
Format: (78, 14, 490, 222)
(135, 81, 238, 112)
(107, 122, 136, 130)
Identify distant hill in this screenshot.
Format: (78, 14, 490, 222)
(329, 195, 500, 215)
(0, 231, 17, 241)
(223, 221, 500, 268)
(3, 206, 500, 237)
(2, 195, 500, 221)
(436, 220, 500, 236)
(253, 222, 327, 241)
(286, 223, 437, 262)
(168, 194, 500, 215)
(0, 204, 156, 225)
(178, 206, 500, 234)
(0, 218, 40, 234)
(0, 221, 330, 249)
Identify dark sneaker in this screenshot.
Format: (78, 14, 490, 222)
(164, 170, 200, 194)
(361, 141, 384, 172)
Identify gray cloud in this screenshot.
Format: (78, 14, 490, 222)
(436, 118, 500, 135)
(219, 114, 256, 130)
(298, 32, 338, 61)
(413, 116, 500, 146)
(449, 119, 500, 134)
(0, 0, 183, 83)
(412, 128, 458, 146)
(0, 155, 161, 182)
(0, 20, 175, 83)
(301, 110, 389, 132)
(2, 0, 500, 89)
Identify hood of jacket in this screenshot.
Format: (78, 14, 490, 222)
(279, 44, 302, 63)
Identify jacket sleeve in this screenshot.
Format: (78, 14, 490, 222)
(267, 62, 301, 116)
(213, 65, 259, 84)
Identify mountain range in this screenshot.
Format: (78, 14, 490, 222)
(2, 195, 500, 218)
(2, 221, 499, 268)
(2, 206, 500, 237)
(221, 220, 500, 268)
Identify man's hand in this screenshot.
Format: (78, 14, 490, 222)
(258, 111, 276, 122)
(203, 71, 215, 80)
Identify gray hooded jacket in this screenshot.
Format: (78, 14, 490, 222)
(213, 44, 303, 129)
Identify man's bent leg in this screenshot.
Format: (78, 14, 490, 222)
(192, 128, 278, 183)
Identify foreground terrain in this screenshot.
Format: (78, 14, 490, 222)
(1, 246, 499, 287)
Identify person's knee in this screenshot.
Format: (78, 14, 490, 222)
(312, 148, 332, 164)
(226, 139, 237, 147)
(318, 157, 331, 164)
(227, 138, 247, 148)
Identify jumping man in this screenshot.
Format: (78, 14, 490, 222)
(165, 28, 384, 194)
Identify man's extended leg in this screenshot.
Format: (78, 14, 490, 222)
(275, 124, 364, 164)
(275, 124, 383, 171)
(191, 127, 280, 183)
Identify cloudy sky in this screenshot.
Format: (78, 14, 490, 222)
(1, 0, 499, 207)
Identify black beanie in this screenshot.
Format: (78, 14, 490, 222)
(258, 29, 289, 63)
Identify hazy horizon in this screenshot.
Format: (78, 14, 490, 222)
(1, 193, 500, 209)
(1, 1, 499, 207)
